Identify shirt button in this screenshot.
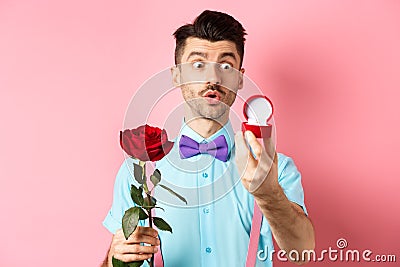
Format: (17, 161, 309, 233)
(203, 208, 210, 214)
(202, 173, 208, 178)
(205, 247, 212, 253)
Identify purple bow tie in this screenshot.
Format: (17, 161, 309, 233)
(179, 134, 229, 162)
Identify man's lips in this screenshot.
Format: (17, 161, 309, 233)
(203, 90, 221, 101)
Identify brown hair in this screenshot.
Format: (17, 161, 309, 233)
(173, 10, 247, 67)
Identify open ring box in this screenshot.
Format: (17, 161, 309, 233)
(241, 95, 274, 138)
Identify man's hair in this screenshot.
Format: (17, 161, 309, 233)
(173, 10, 247, 67)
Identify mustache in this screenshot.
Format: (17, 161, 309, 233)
(204, 83, 224, 94)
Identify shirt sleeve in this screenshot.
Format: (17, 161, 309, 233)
(276, 153, 308, 215)
(103, 157, 142, 234)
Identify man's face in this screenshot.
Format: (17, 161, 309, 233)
(173, 37, 244, 121)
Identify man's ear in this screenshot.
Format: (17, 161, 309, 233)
(238, 68, 245, 90)
(171, 65, 181, 87)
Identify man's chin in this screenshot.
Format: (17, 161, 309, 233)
(199, 109, 228, 121)
(186, 101, 230, 120)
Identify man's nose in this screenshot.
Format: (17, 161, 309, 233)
(205, 63, 222, 85)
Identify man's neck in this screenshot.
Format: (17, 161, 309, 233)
(185, 117, 228, 139)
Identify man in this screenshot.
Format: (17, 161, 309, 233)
(102, 10, 315, 267)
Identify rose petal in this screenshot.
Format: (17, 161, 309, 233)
(120, 125, 173, 161)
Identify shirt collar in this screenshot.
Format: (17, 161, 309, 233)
(178, 120, 235, 155)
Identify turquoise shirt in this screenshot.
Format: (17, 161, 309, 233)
(103, 122, 307, 267)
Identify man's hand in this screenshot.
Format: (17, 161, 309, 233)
(235, 130, 278, 196)
(235, 130, 315, 264)
(107, 226, 160, 266)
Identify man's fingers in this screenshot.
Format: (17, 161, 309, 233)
(115, 228, 124, 237)
(234, 131, 247, 157)
(114, 252, 153, 262)
(114, 227, 159, 246)
(235, 131, 258, 165)
(245, 130, 275, 165)
(235, 131, 263, 159)
(116, 226, 158, 239)
(126, 234, 160, 246)
(115, 243, 159, 255)
(124, 226, 159, 246)
(136, 226, 159, 238)
(112, 227, 160, 264)
(244, 131, 263, 159)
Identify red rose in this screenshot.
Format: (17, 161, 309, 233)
(120, 125, 174, 161)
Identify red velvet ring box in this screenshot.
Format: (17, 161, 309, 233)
(241, 95, 274, 138)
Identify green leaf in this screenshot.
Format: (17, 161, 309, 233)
(112, 256, 125, 267)
(143, 194, 157, 208)
(150, 169, 161, 187)
(133, 163, 144, 184)
(159, 184, 187, 204)
(122, 207, 140, 239)
(126, 261, 144, 267)
(130, 184, 144, 206)
(138, 207, 148, 220)
(112, 256, 144, 267)
(154, 206, 165, 212)
(153, 217, 173, 233)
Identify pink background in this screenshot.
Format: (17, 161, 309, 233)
(1, 1, 399, 266)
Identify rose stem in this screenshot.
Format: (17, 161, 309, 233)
(147, 194, 154, 267)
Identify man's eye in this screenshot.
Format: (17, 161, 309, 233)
(192, 62, 205, 69)
(220, 63, 232, 70)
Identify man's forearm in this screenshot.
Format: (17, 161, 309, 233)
(254, 182, 315, 263)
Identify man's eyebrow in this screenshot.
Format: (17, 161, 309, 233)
(185, 51, 238, 62)
(220, 52, 237, 61)
(186, 51, 207, 60)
